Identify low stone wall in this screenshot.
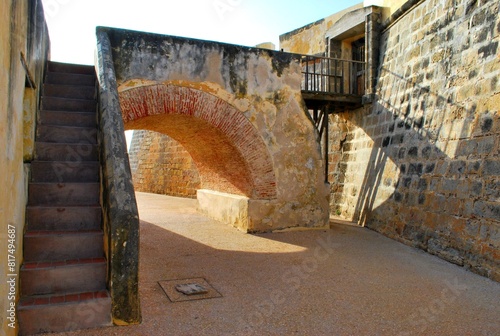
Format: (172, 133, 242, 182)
(95, 30, 141, 324)
(197, 190, 249, 231)
(129, 130, 200, 198)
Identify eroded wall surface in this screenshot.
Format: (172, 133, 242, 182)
(102, 27, 330, 232)
(280, 0, 499, 280)
(330, 0, 499, 280)
(129, 130, 200, 198)
(280, 3, 363, 55)
(0, 0, 50, 334)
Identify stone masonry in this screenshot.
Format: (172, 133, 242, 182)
(128, 130, 200, 198)
(121, 0, 498, 279)
(100, 27, 330, 232)
(327, 0, 499, 281)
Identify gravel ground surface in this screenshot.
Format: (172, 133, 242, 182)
(53, 192, 500, 336)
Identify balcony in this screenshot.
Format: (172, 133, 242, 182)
(300, 55, 365, 112)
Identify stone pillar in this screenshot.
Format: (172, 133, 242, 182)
(364, 8, 382, 104)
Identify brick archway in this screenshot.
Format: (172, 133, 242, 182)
(119, 84, 277, 200)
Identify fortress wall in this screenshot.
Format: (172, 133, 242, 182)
(331, 0, 499, 280)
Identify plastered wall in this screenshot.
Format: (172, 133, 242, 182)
(0, 0, 50, 334)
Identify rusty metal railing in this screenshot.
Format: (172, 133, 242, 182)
(300, 55, 366, 96)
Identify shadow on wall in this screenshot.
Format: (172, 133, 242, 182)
(330, 0, 500, 281)
(341, 63, 498, 279)
(355, 66, 478, 224)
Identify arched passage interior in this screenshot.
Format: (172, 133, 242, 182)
(119, 83, 277, 201)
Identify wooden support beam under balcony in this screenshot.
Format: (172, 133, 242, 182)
(301, 92, 362, 112)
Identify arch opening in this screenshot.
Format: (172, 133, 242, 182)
(126, 114, 254, 197)
(128, 129, 201, 198)
(119, 83, 277, 200)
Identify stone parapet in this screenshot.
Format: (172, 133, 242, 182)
(95, 30, 141, 324)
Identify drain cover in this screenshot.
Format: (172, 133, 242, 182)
(175, 283, 208, 295)
(159, 277, 222, 302)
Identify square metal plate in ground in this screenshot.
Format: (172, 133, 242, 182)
(158, 278, 222, 302)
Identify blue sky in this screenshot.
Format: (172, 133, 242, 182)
(42, 0, 360, 65)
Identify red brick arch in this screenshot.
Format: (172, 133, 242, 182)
(119, 84, 277, 199)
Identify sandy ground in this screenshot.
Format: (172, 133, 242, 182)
(53, 192, 500, 336)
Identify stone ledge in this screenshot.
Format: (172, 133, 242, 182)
(197, 189, 249, 232)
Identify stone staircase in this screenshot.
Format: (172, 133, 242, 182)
(18, 61, 112, 335)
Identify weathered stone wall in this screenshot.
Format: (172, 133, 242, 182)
(279, 3, 363, 54)
(364, 0, 407, 20)
(100, 27, 330, 232)
(0, 1, 50, 334)
(330, 0, 499, 280)
(96, 30, 141, 325)
(129, 130, 200, 198)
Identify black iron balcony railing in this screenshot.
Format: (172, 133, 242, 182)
(300, 55, 366, 96)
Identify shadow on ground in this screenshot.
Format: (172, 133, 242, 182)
(56, 192, 499, 336)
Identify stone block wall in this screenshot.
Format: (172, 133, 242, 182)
(128, 130, 200, 198)
(330, 0, 499, 280)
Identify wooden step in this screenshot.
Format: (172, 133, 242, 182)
(28, 183, 99, 206)
(26, 206, 102, 231)
(35, 142, 98, 161)
(18, 290, 112, 335)
(41, 96, 96, 112)
(43, 83, 96, 100)
(21, 258, 107, 296)
(23, 231, 104, 262)
(39, 110, 97, 128)
(45, 72, 96, 86)
(36, 125, 97, 144)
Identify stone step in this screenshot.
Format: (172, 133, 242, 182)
(26, 205, 102, 231)
(35, 142, 98, 161)
(39, 110, 96, 128)
(36, 125, 97, 144)
(28, 183, 99, 206)
(45, 72, 96, 86)
(31, 161, 99, 183)
(19, 61, 109, 335)
(23, 230, 104, 262)
(47, 61, 95, 75)
(20, 258, 107, 296)
(18, 291, 112, 335)
(43, 83, 96, 100)
(41, 96, 96, 112)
